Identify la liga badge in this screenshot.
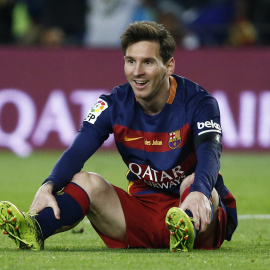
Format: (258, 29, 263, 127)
(84, 98, 108, 124)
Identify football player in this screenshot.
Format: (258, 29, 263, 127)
(0, 21, 237, 252)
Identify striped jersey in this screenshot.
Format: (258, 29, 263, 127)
(46, 74, 237, 240)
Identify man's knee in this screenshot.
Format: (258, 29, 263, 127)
(71, 171, 105, 197)
(180, 173, 195, 198)
(180, 174, 219, 208)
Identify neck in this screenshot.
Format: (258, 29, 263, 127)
(138, 78, 171, 115)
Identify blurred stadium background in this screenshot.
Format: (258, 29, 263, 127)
(0, 0, 270, 215)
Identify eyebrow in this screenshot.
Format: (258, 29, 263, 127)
(124, 56, 156, 62)
(124, 56, 134, 60)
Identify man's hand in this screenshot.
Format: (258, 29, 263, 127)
(180, 191, 212, 232)
(30, 181, 60, 219)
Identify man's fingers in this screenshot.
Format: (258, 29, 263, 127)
(31, 200, 60, 220)
(179, 191, 213, 232)
(198, 206, 211, 232)
(180, 203, 200, 230)
(30, 202, 44, 214)
(193, 211, 200, 231)
(198, 215, 206, 232)
(30, 188, 61, 220)
(50, 200, 61, 220)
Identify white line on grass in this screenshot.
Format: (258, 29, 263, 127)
(238, 214, 270, 220)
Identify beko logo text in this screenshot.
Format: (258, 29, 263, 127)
(197, 120, 222, 134)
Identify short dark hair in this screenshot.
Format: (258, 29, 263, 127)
(121, 21, 176, 64)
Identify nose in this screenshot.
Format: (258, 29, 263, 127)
(133, 63, 145, 76)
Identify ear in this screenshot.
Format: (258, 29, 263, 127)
(166, 57, 175, 76)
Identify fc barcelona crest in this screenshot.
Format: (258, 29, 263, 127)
(168, 130, 181, 149)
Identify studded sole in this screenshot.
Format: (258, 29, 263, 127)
(165, 207, 196, 252)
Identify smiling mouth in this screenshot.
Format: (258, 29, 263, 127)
(134, 80, 149, 87)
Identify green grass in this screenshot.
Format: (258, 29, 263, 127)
(0, 150, 269, 270)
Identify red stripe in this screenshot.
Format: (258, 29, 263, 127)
(63, 183, 90, 215)
(222, 192, 237, 209)
(113, 123, 191, 152)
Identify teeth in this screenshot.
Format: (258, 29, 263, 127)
(135, 81, 148, 84)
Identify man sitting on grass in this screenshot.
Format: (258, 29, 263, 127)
(0, 21, 237, 252)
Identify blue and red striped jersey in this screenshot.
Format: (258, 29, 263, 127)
(45, 74, 237, 240)
(82, 75, 222, 196)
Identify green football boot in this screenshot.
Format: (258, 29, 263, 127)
(165, 207, 197, 252)
(0, 201, 44, 250)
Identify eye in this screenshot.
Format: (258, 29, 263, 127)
(125, 58, 135, 65)
(144, 60, 153, 65)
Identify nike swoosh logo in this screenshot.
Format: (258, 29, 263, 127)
(124, 135, 143, 141)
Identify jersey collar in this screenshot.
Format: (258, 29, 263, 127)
(167, 76, 177, 104)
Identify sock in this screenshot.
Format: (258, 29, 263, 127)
(36, 182, 90, 239)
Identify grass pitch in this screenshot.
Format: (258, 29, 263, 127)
(0, 150, 269, 270)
